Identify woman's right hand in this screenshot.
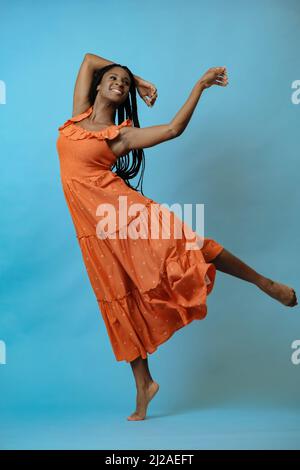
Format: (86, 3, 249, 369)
(198, 67, 228, 89)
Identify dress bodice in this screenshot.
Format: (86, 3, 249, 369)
(56, 105, 132, 178)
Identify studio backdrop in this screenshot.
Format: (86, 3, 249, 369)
(0, 0, 299, 450)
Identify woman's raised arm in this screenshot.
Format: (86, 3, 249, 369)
(72, 54, 94, 117)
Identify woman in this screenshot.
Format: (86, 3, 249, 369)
(56, 52, 298, 421)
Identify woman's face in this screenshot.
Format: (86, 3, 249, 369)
(97, 67, 131, 105)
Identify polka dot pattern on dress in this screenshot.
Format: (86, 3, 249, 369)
(56, 103, 225, 363)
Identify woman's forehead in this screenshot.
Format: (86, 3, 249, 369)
(106, 68, 130, 80)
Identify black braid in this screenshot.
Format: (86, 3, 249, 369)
(88, 63, 146, 196)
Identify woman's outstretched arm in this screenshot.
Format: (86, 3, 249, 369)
(123, 66, 228, 152)
(171, 67, 228, 136)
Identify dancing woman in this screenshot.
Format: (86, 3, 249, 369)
(56, 53, 297, 421)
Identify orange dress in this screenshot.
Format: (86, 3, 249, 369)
(56, 105, 224, 363)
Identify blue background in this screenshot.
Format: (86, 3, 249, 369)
(1, 0, 300, 450)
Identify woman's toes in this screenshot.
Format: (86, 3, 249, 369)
(127, 413, 145, 421)
(288, 289, 298, 307)
(259, 279, 298, 307)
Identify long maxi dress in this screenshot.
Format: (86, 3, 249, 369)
(56, 105, 224, 363)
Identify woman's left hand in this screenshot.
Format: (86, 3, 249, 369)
(135, 77, 158, 107)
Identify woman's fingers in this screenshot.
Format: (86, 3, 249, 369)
(151, 93, 158, 104)
(215, 66, 226, 75)
(215, 79, 228, 86)
(215, 70, 229, 86)
(148, 90, 158, 106)
(214, 76, 229, 86)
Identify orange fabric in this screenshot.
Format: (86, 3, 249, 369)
(56, 105, 224, 362)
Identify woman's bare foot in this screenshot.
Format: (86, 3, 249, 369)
(127, 380, 160, 421)
(258, 277, 298, 307)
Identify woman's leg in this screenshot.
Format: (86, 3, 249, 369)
(127, 355, 159, 421)
(211, 247, 298, 307)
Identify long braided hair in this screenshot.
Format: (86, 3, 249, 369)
(88, 63, 146, 196)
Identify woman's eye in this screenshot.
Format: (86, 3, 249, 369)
(110, 76, 129, 85)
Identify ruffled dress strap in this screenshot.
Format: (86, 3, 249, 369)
(58, 105, 132, 141)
